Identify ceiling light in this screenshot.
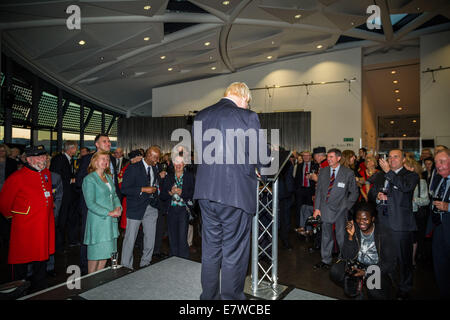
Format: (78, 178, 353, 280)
(271, 41, 275, 45)
(99, 56, 104, 61)
(209, 56, 213, 60)
(160, 55, 166, 60)
(390, 121, 395, 124)
(78, 40, 86, 46)
(294, 14, 302, 19)
(393, 80, 398, 84)
(403, 134, 407, 137)
(396, 98, 401, 102)
(394, 89, 400, 93)
(391, 70, 396, 74)
(316, 44, 323, 49)
(397, 107, 403, 110)
(351, 22, 355, 26)
(144, 5, 151, 10)
(412, 120, 417, 123)
(168, 67, 173, 71)
(266, 55, 273, 59)
(275, 85, 280, 88)
(222, 1, 230, 5)
(144, 37, 150, 41)
(204, 42, 211, 46)
(211, 66, 216, 70)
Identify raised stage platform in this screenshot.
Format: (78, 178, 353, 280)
(20, 257, 335, 300)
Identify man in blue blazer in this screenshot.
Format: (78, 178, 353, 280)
(120, 146, 166, 269)
(193, 82, 265, 300)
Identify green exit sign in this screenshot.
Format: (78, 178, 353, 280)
(343, 138, 354, 142)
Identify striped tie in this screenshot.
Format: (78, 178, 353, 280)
(326, 169, 335, 202)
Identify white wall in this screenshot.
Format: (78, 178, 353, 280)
(420, 30, 450, 147)
(153, 47, 362, 152)
(361, 72, 377, 151)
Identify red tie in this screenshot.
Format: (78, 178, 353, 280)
(303, 163, 309, 187)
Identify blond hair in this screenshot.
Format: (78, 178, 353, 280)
(0, 144, 11, 157)
(404, 156, 423, 178)
(224, 82, 252, 103)
(88, 151, 112, 175)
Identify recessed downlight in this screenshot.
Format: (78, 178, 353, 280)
(316, 44, 323, 49)
(211, 66, 216, 70)
(294, 14, 302, 19)
(144, 5, 151, 10)
(396, 98, 401, 102)
(394, 89, 400, 93)
(412, 119, 417, 123)
(204, 42, 211, 46)
(393, 80, 398, 84)
(160, 55, 166, 60)
(78, 40, 86, 45)
(266, 55, 273, 59)
(390, 121, 395, 124)
(397, 107, 403, 110)
(222, 1, 230, 5)
(391, 70, 396, 74)
(168, 67, 173, 71)
(144, 37, 150, 41)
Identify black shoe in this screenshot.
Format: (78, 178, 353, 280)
(68, 242, 80, 247)
(313, 262, 331, 270)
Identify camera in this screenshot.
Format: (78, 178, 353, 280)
(305, 215, 322, 234)
(345, 259, 367, 276)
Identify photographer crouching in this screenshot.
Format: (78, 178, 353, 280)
(329, 202, 395, 299)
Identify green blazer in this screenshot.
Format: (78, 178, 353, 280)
(82, 172, 121, 245)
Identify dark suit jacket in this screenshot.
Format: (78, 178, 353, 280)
(293, 161, 317, 190)
(315, 165, 359, 223)
(193, 98, 263, 214)
(374, 168, 419, 232)
(50, 153, 75, 205)
(425, 174, 449, 238)
(50, 172, 63, 221)
(160, 170, 195, 212)
(3, 157, 18, 180)
(279, 160, 295, 200)
(121, 160, 161, 220)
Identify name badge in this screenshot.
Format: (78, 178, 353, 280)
(44, 191, 51, 198)
(338, 182, 345, 188)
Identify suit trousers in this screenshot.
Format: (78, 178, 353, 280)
(167, 206, 189, 259)
(279, 195, 294, 246)
(121, 205, 158, 269)
(153, 209, 166, 255)
(390, 230, 414, 294)
(294, 187, 314, 228)
(12, 260, 47, 292)
(56, 195, 79, 250)
(321, 214, 346, 265)
(432, 223, 450, 298)
(199, 199, 252, 300)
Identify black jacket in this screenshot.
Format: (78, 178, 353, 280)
(160, 170, 195, 213)
(372, 168, 419, 232)
(341, 223, 396, 276)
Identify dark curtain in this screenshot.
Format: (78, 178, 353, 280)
(118, 111, 310, 155)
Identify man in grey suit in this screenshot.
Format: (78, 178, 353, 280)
(313, 148, 359, 269)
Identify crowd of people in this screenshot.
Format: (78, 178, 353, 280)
(278, 144, 449, 299)
(0, 81, 448, 300)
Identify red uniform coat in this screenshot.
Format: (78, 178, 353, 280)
(0, 166, 55, 264)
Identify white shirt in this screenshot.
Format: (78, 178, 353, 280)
(142, 159, 154, 186)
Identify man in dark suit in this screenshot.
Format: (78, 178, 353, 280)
(427, 149, 450, 298)
(113, 147, 129, 174)
(50, 140, 78, 251)
(313, 148, 359, 270)
(75, 133, 120, 275)
(375, 149, 419, 299)
(120, 146, 166, 269)
(193, 82, 264, 300)
(278, 149, 295, 250)
(293, 150, 316, 229)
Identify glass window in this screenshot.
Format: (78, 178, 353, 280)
(379, 139, 399, 153)
(12, 127, 30, 146)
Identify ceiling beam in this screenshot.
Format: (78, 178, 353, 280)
(375, 0, 394, 42)
(394, 12, 438, 42)
(187, 0, 228, 22)
(0, 12, 223, 30)
(218, 0, 253, 73)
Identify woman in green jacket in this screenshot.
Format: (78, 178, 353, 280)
(82, 151, 122, 274)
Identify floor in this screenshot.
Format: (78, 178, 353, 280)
(0, 213, 441, 300)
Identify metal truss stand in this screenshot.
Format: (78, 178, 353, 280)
(244, 152, 292, 300)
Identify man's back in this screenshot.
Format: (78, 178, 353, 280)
(193, 98, 261, 214)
